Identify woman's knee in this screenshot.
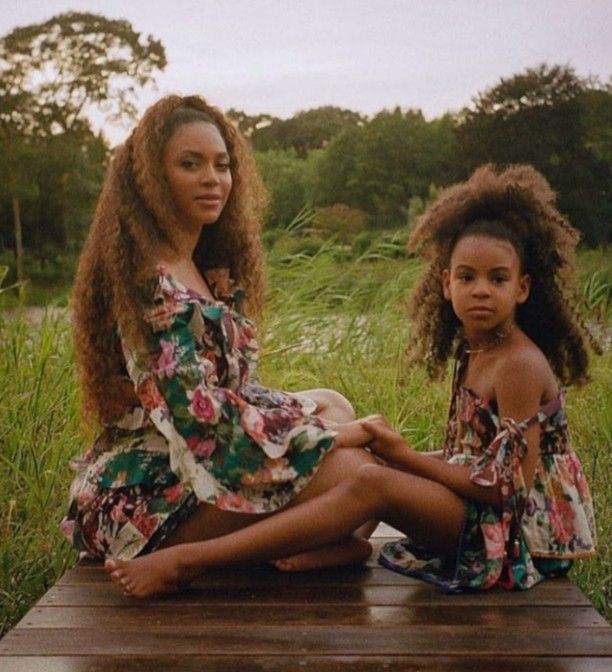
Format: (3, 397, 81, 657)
(348, 463, 393, 512)
(308, 388, 355, 423)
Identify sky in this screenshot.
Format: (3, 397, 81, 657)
(2, 0, 611, 143)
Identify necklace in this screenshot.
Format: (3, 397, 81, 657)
(465, 324, 514, 354)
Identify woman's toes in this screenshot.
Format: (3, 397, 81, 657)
(104, 559, 118, 573)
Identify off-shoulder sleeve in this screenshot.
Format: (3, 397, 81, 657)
(121, 276, 336, 505)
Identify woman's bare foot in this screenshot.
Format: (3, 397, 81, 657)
(104, 545, 200, 598)
(272, 536, 372, 572)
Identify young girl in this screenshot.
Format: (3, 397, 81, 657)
(105, 164, 597, 598)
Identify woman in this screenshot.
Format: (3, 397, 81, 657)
(61, 95, 376, 584)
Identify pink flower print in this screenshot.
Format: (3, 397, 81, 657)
(137, 378, 166, 411)
(238, 323, 256, 347)
(76, 489, 94, 509)
(264, 456, 292, 482)
(59, 517, 75, 541)
(240, 405, 267, 444)
(220, 388, 247, 411)
(186, 436, 217, 458)
(132, 510, 159, 538)
(216, 492, 256, 513)
(188, 388, 220, 424)
(481, 523, 505, 561)
(155, 339, 177, 378)
(549, 497, 575, 545)
(144, 300, 179, 332)
(164, 482, 185, 504)
(110, 499, 128, 524)
(566, 453, 591, 500)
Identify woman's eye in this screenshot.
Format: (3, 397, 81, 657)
(217, 162, 231, 171)
(181, 160, 197, 169)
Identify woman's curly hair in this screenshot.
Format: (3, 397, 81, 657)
(72, 95, 268, 425)
(408, 163, 598, 385)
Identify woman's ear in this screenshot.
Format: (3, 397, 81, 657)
(517, 273, 531, 304)
(442, 269, 451, 300)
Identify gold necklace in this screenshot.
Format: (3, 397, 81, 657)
(465, 325, 514, 354)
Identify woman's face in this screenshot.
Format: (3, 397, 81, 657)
(162, 121, 232, 230)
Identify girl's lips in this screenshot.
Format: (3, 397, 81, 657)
(195, 195, 222, 202)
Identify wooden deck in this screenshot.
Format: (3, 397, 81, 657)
(1, 526, 611, 671)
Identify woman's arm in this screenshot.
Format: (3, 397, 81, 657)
(123, 281, 335, 468)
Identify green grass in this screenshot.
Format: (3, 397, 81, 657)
(1, 242, 610, 638)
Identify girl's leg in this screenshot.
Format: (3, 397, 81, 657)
(105, 464, 465, 597)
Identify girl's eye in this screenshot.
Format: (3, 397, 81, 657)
(217, 162, 231, 171)
(181, 160, 198, 169)
(492, 276, 508, 285)
(457, 274, 472, 282)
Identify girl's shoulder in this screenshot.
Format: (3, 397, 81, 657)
(493, 338, 558, 406)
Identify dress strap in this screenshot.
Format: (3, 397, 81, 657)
(518, 391, 563, 430)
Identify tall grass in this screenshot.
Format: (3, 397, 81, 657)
(0, 311, 82, 636)
(0, 241, 610, 638)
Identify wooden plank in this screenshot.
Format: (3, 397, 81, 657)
(17, 604, 609, 629)
(0, 656, 610, 672)
(1, 625, 612, 657)
(37, 580, 593, 607)
(56, 564, 424, 586)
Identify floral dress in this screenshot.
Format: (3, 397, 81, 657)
(379, 345, 596, 593)
(61, 268, 336, 560)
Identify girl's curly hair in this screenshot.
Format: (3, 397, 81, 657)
(408, 163, 598, 384)
(72, 95, 268, 425)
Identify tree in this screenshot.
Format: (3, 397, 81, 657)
(251, 106, 365, 157)
(456, 64, 611, 245)
(0, 12, 166, 285)
(226, 109, 280, 139)
(255, 149, 312, 228)
(0, 12, 166, 134)
(313, 108, 456, 227)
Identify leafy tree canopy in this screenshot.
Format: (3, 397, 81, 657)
(0, 11, 167, 136)
(249, 105, 365, 156)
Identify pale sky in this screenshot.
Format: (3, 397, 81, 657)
(2, 1, 611, 143)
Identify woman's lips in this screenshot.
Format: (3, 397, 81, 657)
(195, 195, 222, 204)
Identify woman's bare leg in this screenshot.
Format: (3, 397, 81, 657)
(274, 387, 379, 571)
(158, 446, 378, 575)
(105, 464, 465, 597)
(299, 387, 356, 423)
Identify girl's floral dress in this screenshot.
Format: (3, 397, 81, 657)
(379, 345, 596, 593)
(61, 268, 336, 560)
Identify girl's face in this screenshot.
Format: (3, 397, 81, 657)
(162, 121, 232, 230)
(442, 234, 530, 337)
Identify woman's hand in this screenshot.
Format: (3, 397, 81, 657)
(333, 415, 382, 448)
(360, 416, 414, 468)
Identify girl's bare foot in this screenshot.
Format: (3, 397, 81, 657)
(272, 536, 372, 572)
(104, 545, 199, 598)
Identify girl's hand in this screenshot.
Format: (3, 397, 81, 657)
(334, 415, 383, 448)
(360, 417, 414, 468)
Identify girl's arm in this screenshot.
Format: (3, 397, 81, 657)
(360, 351, 547, 506)
(360, 419, 503, 506)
